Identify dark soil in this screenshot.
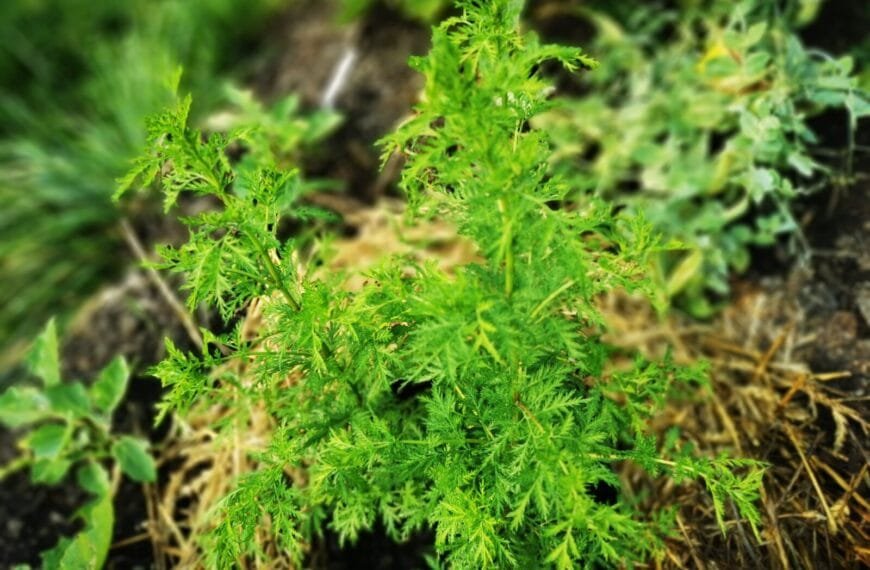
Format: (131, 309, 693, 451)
(309, 523, 434, 570)
(794, 185, 870, 375)
(252, 0, 430, 202)
(801, 0, 870, 57)
(0, 437, 88, 567)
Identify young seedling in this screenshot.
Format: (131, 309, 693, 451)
(0, 320, 156, 569)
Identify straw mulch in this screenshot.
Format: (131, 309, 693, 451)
(605, 277, 868, 569)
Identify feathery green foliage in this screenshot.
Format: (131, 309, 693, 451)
(535, 0, 869, 316)
(124, 1, 765, 567)
(0, 320, 156, 569)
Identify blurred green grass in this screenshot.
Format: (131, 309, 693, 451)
(0, 0, 283, 363)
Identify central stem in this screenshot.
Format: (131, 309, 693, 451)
(497, 198, 514, 297)
(244, 227, 301, 311)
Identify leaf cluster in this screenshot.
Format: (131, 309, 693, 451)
(131, 1, 766, 568)
(117, 84, 340, 325)
(0, 320, 156, 568)
(535, 0, 869, 315)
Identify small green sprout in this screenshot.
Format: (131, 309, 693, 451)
(0, 320, 156, 569)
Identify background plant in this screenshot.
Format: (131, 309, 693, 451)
(534, 0, 869, 315)
(0, 0, 284, 365)
(213, 85, 342, 178)
(121, 2, 765, 567)
(0, 320, 156, 569)
(340, 0, 451, 22)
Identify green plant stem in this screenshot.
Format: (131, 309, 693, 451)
(0, 456, 30, 479)
(497, 198, 514, 297)
(187, 136, 225, 196)
(243, 227, 301, 311)
(530, 279, 575, 321)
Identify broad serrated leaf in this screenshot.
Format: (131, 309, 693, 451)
(89, 357, 129, 414)
(40, 491, 113, 570)
(0, 386, 52, 428)
(45, 383, 91, 417)
(31, 457, 72, 485)
(111, 436, 156, 483)
(26, 319, 60, 387)
(76, 461, 111, 497)
(27, 423, 68, 459)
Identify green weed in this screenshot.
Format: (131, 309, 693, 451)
(0, 320, 156, 569)
(121, 2, 765, 567)
(535, 0, 869, 315)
